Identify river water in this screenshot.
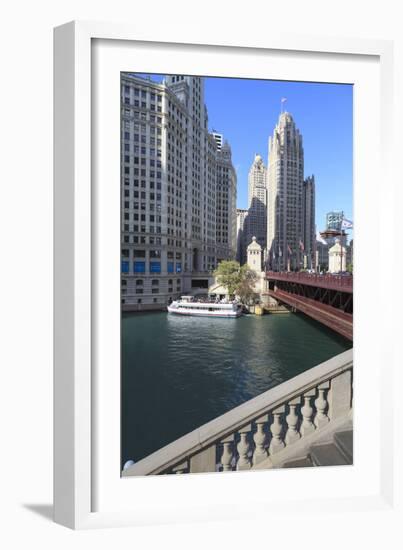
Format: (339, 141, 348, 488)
(121, 311, 351, 465)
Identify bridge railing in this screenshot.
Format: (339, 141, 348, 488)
(122, 349, 353, 476)
(266, 271, 353, 290)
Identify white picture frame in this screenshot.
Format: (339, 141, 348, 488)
(54, 21, 397, 530)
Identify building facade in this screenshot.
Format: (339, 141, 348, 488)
(215, 141, 237, 263)
(236, 208, 248, 265)
(121, 73, 236, 310)
(302, 175, 316, 269)
(326, 210, 344, 231)
(267, 112, 305, 271)
(212, 132, 223, 151)
(328, 239, 347, 273)
(244, 154, 268, 262)
(315, 240, 329, 272)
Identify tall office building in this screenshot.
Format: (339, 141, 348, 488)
(245, 154, 268, 259)
(267, 112, 305, 270)
(302, 175, 316, 269)
(120, 73, 236, 310)
(212, 132, 223, 151)
(216, 140, 237, 262)
(326, 210, 344, 231)
(323, 210, 348, 248)
(236, 208, 248, 264)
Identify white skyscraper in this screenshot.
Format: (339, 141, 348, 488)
(212, 132, 223, 151)
(121, 74, 237, 310)
(236, 208, 248, 264)
(267, 112, 304, 271)
(244, 154, 267, 263)
(216, 140, 237, 262)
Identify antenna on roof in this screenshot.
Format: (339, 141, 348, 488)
(281, 97, 287, 113)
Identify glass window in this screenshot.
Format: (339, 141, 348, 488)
(150, 261, 161, 273)
(167, 262, 174, 273)
(121, 261, 129, 273)
(176, 262, 182, 273)
(133, 261, 145, 273)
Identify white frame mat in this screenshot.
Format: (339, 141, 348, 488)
(54, 21, 396, 530)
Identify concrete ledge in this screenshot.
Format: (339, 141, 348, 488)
(122, 348, 353, 476)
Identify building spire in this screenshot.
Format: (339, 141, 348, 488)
(281, 97, 287, 113)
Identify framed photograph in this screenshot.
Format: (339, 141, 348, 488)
(54, 21, 395, 529)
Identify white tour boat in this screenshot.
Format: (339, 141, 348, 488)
(167, 296, 242, 318)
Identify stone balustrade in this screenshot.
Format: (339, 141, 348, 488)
(122, 349, 353, 476)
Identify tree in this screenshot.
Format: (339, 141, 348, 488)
(213, 260, 242, 297)
(346, 263, 353, 274)
(236, 265, 258, 304)
(213, 261, 258, 303)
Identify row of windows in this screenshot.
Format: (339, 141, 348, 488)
(122, 249, 182, 260)
(122, 278, 181, 286)
(123, 85, 162, 101)
(121, 261, 182, 274)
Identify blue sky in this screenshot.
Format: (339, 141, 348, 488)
(136, 74, 353, 232)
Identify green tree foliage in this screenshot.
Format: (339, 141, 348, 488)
(213, 260, 242, 296)
(213, 261, 258, 303)
(237, 265, 258, 304)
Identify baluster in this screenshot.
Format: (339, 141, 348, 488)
(220, 435, 234, 471)
(300, 390, 316, 436)
(171, 460, 188, 474)
(269, 405, 285, 454)
(253, 414, 269, 465)
(314, 381, 330, 428)
(285, 397, 301, 445)
(236, 424, 252, 470)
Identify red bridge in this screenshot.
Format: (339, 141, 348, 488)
(265, 271, 353, 341)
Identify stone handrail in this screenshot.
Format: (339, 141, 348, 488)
(122, 349, 353, 476)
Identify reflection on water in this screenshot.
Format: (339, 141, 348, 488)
(121, 312, 351, 464)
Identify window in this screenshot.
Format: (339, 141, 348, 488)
(135, 289, 143, 294)
(176, 262, 182, 273)
(133, 261, 145, 273)
(136, 279, 143, 286)
(150, 249, 161, 258)
(152, 288, 159, 294)
(121, 261, 129, 273)
(167, 262, 174, 273)
(152, 279, 159, 286)
(150, 261, 161, 273)
(133, 249, 146, 258)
